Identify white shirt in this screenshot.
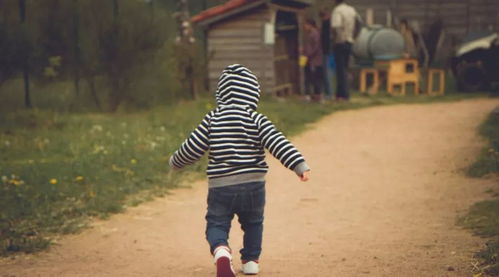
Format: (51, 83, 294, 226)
(331, 3, 357, 44)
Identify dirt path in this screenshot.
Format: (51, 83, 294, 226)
(2, 98, 499, 277)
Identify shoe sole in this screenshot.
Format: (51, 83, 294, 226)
(216, 257, 236, 277)
(242, 264, 259, 275)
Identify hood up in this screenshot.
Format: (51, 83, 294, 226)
(215, 64, 261, 110)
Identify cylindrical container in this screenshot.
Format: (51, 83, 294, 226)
(353, 25, 405, 64)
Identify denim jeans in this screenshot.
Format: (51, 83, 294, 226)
(323, 54, 335, 99)
(205, 181, 265, 261)
(333, 42, 352, 100)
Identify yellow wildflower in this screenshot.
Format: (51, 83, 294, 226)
(49, 178, 58, 185)
(131, 159, 137, 164)
(75, 176, 84, 182)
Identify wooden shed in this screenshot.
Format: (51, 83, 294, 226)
(192, 0, 311, 95)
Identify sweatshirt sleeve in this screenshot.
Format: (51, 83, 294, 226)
(169, 113, 211, 170)
(253, 113, 310, 176)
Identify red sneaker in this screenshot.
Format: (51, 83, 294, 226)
(216, 256, 236, 277)
(214, 246, 236, 277)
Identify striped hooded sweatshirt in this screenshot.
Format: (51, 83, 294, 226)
(169, 64, 310, 188)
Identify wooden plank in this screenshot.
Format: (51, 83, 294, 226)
(209, 61, 273, 71)
(209, 41, 262, 48)
(397, 3, 431, 10)
(208, 52, 273, 60)
(208, 26, 262, 34)
(209, 38, 262, 46)
(208, 48, 273, 59)
(445, 26, 467, 35)
(208, 62, 274, 70)
(214, 19, 264, 29)
(210, 45, 265, 51)
(208, 47, 272, 54)
(209, 27, 262, 36)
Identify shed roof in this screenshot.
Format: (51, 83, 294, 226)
(192, 0, 311, 26)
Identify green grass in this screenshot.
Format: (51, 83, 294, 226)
(459, 198, 499, 238)
(467, 107, 499, 177)
(459, 195, 499, 276)
(0, 91, 494, 256)
(0, 100, 210, 255)
(460, 107, 499, 276)
(476, 241, 499, 276)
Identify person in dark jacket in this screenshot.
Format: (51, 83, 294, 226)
(303, 19, 324, 102)
(320, 11, 334, 100)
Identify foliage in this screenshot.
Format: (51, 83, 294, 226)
(476, 241, 499, 276)
(459, 197, 499, 276)
(468, 107, 499, 177)
(461, 107, 499, 276)
(459, 199, 499, 238)
(0, 0, 178, 112)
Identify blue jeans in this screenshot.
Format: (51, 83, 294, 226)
(323, 54, 335, 98)
(205, 181, 265, 261)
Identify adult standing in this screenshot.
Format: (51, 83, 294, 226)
(303, 19, 324, 102)
(320, 11, 334, 100)
(331, 0, 358, 101)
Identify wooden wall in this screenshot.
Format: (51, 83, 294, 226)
(206, 6, 275, 93)
(348, 0, 498, 39)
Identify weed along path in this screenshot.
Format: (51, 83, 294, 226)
(2, 98, 499, 277)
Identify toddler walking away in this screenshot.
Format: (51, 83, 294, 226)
(169, 64, 310, 277)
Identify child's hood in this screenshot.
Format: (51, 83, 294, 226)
(215, 64, 261, 110)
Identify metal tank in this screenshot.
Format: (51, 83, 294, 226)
(353, 25, 405, 64)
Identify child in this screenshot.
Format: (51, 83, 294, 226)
(169, 64, 310, 277)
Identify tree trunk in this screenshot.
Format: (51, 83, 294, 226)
(108, 78, 123, 112)
(87, 77, 102, 111)
(23, 67, 31, 108)
(73, 0, 81, 95)
(18, 0, 25, 22)
(112, 0, 119, 18)
(19, 0, 31, 108)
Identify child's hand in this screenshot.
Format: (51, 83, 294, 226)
(299, 170, 310, 182)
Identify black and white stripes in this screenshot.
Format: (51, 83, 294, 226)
(170, 64, 309, 187)
(216, 64, 260, 111)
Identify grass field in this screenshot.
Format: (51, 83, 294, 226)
(0, 91, 494, 256)
(461, 107, 499, 276)
(467, 107, 499, 177)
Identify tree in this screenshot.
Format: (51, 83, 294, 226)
(76, 0, 168, 111)
(0, 0, 172, 112)
(19, 0, 32, 108)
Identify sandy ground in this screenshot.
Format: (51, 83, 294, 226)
(2, 98, 499, 277)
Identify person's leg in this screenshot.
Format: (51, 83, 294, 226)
(237, 182, 265, 262)
(205, 188, 235, 254)
(311, 65, 324, 102)
(334, 44, 346, 99)
(343, 43, 353, 100)
(323, 55, 332, 99)
(304, 65, 312, 100)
